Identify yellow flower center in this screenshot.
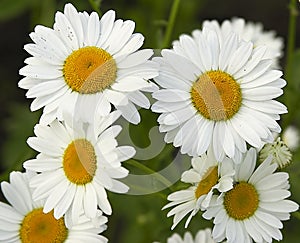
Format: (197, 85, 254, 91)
(63, 139, 97, 185)
(19, 208, 68, 243)
(63, 46, 117, 94)
(224, 181, 259, 220)
(191, 70, 242, 121)
(195, 166, 218, 199)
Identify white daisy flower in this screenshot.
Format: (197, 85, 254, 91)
(0, 171, 108, 243)
(282, 125, 300, 151)
(23, 111, 135, 226)
(163, 149, 235, 229)
(19, 3, 158, 125)
(202, 18, 283, 68)
(203, 148, 299, 243)
(166, 228, 215, 243)
(259, 136, 292, 168)
(152, 27, 287, 160)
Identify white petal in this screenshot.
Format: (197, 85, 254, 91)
(115, 33, 144, 57)
(84, 184, 97, 218)
(152, 89, 190, 102)
(118, 49, 153, 68)
(243, 86, 283, 101)
(255, 210, 283, 228)
(54, 12, 79, 50)
(219, 33, 238, 71)
(163, 106, 196, 125)
(227, 41, 253, 75)
(161, 49, 199, 81)
(234, 46, 267, 79)
(105, 89, 128, 106)
(240, 59, 272, 83)
(19, 65, 62, 79)
(127, 91, 150, 108)
(236, 148, 256, 181)
(95, 185, 112, 215)
(87, 12, 100, 45)
(43, 179, 70, 214)
(230, 115, 262, 147)
(54, 184, 76, 219)
(116, 102, 140, 124)
(97, 10, 115, 46)
(112, 77, 151, 92)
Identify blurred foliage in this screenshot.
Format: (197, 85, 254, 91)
(0, 0, 300, 242)
(283, 49, 300, 127)
(0, 103, 39, 181)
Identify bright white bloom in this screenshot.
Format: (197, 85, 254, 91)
(202, 18, 283, 68)
(166, 228, 215, 243)
(0, 171, 108, 243)
(163, 149, 235, 229)
(203, 148, 299, 243)
(282, 125, 299, 151)
(259, 136, 292, 168)
(19, 3, 158, 125)
(152, 27, 286, 161)
(23, 111, 135, 226)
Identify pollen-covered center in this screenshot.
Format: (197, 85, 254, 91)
(191, 70, 242, 121)
(19, 208, 68, 243)
(63, 46, 117, 94)
(63, 139, 97, 185)
(224, 181, 259, 220)
(195, 166, 218, 199)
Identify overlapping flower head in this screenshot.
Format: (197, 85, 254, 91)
(203, 148, 299, 243)
(0, 171, 108, 243)
(19, 3, 158, 125)
(1, 2, 154, 242)
(163, 149, 235, 229)
(202, 18, 284, 68)
(152, 24, 287, 161)
(152, 17, 298, 243)
(157, 228, 216, 243)
(22, 111, 135, 227)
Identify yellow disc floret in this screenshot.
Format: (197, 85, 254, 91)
(191, 70, 242, 121)
(19, 208, 68, 243)
(63, 46, 117, 94)
(195, 166, 218, 199)
(224, 181, 259, 220)
(63, 139, 97, 185)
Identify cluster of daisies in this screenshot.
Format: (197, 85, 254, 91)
(154, 18, 299, 243)
(0, 2, 299, 243)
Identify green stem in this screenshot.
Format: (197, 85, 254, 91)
(282, 0, 298, 128)
(88, 0, 102, 16)
(285, 0, 298, 82)
(162, 0, 181, 48)
(125, 159, 173, 189)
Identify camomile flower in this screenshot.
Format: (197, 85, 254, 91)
(152, 27, 286, 160)
(202, 18, 283, 68)
(23, 111, 135, 226)
(163, 149, 235, 229)
(0, 171, 108, 243)
(203, 148, 299, 243)
(259, 136, 292, 168)
(164, 228, 215, 243)
(19, 3, 158, 125)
